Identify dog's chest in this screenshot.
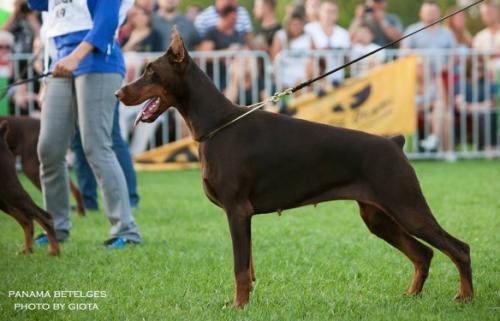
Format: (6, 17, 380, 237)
(199, 150, 221, 207)
(201, 178, 223, 208)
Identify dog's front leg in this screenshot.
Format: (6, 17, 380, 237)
(226, 209, 253, 309)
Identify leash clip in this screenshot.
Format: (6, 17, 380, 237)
(269, 88, 293, 104)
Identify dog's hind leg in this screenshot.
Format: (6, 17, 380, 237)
(384, 204, 472, 301)
(225, 201, 253, 308)
(358, 202, 433, 295)
(32, 207, 60, 256)
(250, 242, 256, 282)
(5, 208, 34, 254)
(69, 179, 86, 216)
(20, 218, 34, 255)
(22, 155, 42, 190)
(21, 219, 34, 254)
(11, 200, 59, 256)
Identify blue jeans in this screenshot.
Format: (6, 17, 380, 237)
(72, 102, 139, 210)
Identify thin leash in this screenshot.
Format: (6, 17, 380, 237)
(0, 71, 52, 100)
(198, 0, 485, 142)
(198, 89, 293, 141)
(0, 48, 51, 100)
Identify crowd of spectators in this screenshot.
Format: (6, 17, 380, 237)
(1, 1, 498, 88)
(0, 0, 499, 152)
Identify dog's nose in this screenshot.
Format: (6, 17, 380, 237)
(114, 89, 123, 99)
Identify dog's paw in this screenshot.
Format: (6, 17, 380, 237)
(222, 300, 247, 310)
(77, 208, 86, 217)
(454, 292, 473, 302)
(48, 245, 60, 256)
(405, 287, 423, 296)
(18, 247, 33, 255)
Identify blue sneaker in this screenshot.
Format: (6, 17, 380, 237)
(103, 237, 138, 249)
(35, 233, 49, 246)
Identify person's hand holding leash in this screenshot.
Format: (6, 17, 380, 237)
(52, 55, 80, 77)
(52, 41, 94, 77)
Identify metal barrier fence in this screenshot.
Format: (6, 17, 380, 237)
(1, 52, 41, 117)
(275, 49, 499, 160)
(2, 49, 498, 160)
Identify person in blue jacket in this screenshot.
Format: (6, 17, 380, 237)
(29, 0, 142, 248)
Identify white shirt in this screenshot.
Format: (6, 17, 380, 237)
(43, 0, 132, 39)
(274, 29, 312, 87)
(44, 0, 93, 38)
(473, 28, 500, 69)
(305, 22, 351, 83)
(351, 43, 386, 76)
(304, 22, 350, 49)
(275, 29, 312, 51)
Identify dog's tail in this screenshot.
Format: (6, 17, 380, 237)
(389, 135, 405, 149)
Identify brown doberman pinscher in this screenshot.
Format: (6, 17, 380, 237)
(116, 29, 473, 308)
(0, 121, 59, 256)
(0, 116, 85, 216)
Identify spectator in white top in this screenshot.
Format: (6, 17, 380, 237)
(350, 26, 385, 77)
(401, 1, 457, 50)
(271, 9, 314, 88)
(305, 1, 350, 49)
(305, 0, 350, 84)
(404, 2, 456, 153)
(474, 0, 500, 119)
(194, 0, 253, 38)
(473, 0, 500, 71)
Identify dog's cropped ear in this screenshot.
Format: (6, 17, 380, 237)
(0, 120, 9, 139)
(167, 26, 187, 64)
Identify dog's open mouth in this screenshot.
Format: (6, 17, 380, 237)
(134, 96, 161, 127)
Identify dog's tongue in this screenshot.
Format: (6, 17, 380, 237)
(133, 97, 158, 128)
(133, 110, 143, 128)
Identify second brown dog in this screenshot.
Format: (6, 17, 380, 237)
(0, 116, 85, 216)
(0, 121, 59, 255)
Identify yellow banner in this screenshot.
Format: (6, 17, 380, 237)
(289, 56, 417, 136)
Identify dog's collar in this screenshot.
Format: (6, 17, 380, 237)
(196, 104, 264, 142)
(196, 89, 293, 142)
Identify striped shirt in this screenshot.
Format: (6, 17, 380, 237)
(194, 5, 253, 38)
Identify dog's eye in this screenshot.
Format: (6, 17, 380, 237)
(146, 66, 156, 77)
(143, 62, 153, 75)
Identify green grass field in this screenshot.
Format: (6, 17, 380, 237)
(0, 161, 499, 321)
